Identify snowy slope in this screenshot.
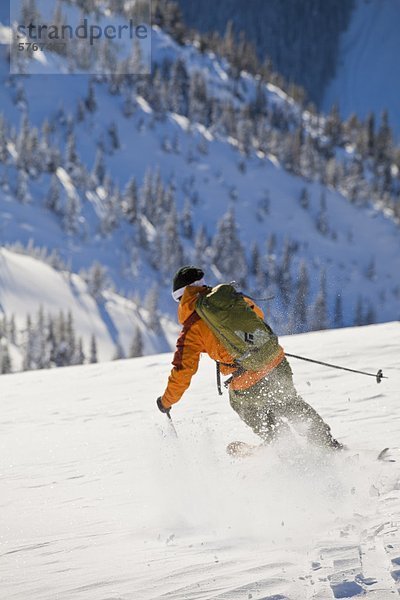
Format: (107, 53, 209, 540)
(323, 0, 400, 136)
(1, 322, 400, 599)
(0, 29, 398, 330)
(0, 247, 177, 365)
(0, 3, 399, 338)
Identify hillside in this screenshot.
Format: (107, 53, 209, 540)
(1, 321, 400, 598)
(323, 0, 400, 137)
(0, 247, 178, 369)
(0, 0, 399, 370)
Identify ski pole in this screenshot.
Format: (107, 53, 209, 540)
(166, 411, 178, 438)
(285, 353, 387, 384)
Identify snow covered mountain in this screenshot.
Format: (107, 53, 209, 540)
(0, 247, 178, 369)
(1, 321, 400, 598)
(0, 0, 399, 372)
(323, 0, 400, 137)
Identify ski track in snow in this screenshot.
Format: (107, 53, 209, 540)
(1, 322, 400, 599)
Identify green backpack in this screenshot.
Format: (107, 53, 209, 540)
(195, 283, 280, 372)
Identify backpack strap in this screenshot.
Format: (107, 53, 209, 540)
(215, 360, 241, 396)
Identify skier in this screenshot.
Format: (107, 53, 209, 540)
(156, 266, 342, 450)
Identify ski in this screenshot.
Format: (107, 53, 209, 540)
(227, 442, 399, 461)
(377, 447, 400, 462)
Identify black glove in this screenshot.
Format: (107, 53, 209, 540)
(156, 397, 170, 415)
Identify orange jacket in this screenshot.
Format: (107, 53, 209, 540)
(161, 285, 285, 409)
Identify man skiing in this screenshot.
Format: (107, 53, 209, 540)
(157, 266, 342, 450)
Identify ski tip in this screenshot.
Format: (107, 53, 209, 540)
(377, 447, 399, 462)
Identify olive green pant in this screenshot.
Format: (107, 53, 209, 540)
(229, 358, 337, 448)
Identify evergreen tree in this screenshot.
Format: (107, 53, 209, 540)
(92, 147, 106, 186)
(212, 208, 248, 286)
(129, 326, 144, 358)
(86, 262, 108, 300)
(74, 338, 85, 365)
(85, 81, 97, 113)
(170, 59, 189, 116)
(316, 192, 328, 236)
(63, 193, 81, 234)
(294, 261, 309, 330)
(194, 225, 209, 269)
(311, 270, 328, 331)
(181, 198, 193, 239)
(122, 177, 138, 223)
(334, 294, 344, 328)
(16, 169, 31, 203)
(299, 187, 309, 210)
(145, 285, 161, 333)
(0, 344, 12, 374)
(46, 174, 62, 213)
(354, 296, 364, 326)
(90, 334, 98, 363)
(108, 121, 120, 151)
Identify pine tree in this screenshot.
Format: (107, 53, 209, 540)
(194, 225, 209, 269)
(294, 261, 309, 330)
(181, 198, 193, 239)
(277, 238, 293, 306)
(86, 262, 108, 300)
(85, 81, 97, 113)
(46, 174, 61, 213)
(354, 296, 364, 326)
(90, 334, 98, 363)
(122, 177, 138, 223)
(170, 59, 189, 116)
(74, 338, 85, 365)
(212, 208, 247, 286)
(108, 121, 120, 151)
(16, 169, 31, 203)
(162, 204, 184, 278)
(63, 193, 80, 235)
(145, 285, 161, 333)
(299, 187, 309, 210)
(92, 147, 106, 186)
(129, 326, 144, 358)
(0, 344, 12, 374)
(311, 270, 328, 331)
(316, 192, 328, 236)
(334, 295, 344, 328)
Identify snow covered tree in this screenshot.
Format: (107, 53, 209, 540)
(170, 58, 189, 116)
(161, 204, 184, 278)
(189, 71, 209, 125)
(277, 238, 293, 306)
(85, 80, 97, 113)
(86, 262, 108, 300)
(122, 177, 138, 224)
(16, 169, 31, 203)
(212, 209, 248, 286)
(0, 343, 12, 374)
(311, 270, 328, 331)
(316, 192, 328, 236)
(46, 174, 62, 213)
(92, 147, 106, 186)
(294, 261, 309, 330)
(181, 198, 193, 239)
(108, 121, 120, 151)
(334, 294, 344, 328)
(63, 193, 81, 235)
(90, 334, 98, 363)
(129, 326, 144, 358)
(299, 187, 309, 210)
(194, 225, 209, 269)
(145, 285, 161, 333)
